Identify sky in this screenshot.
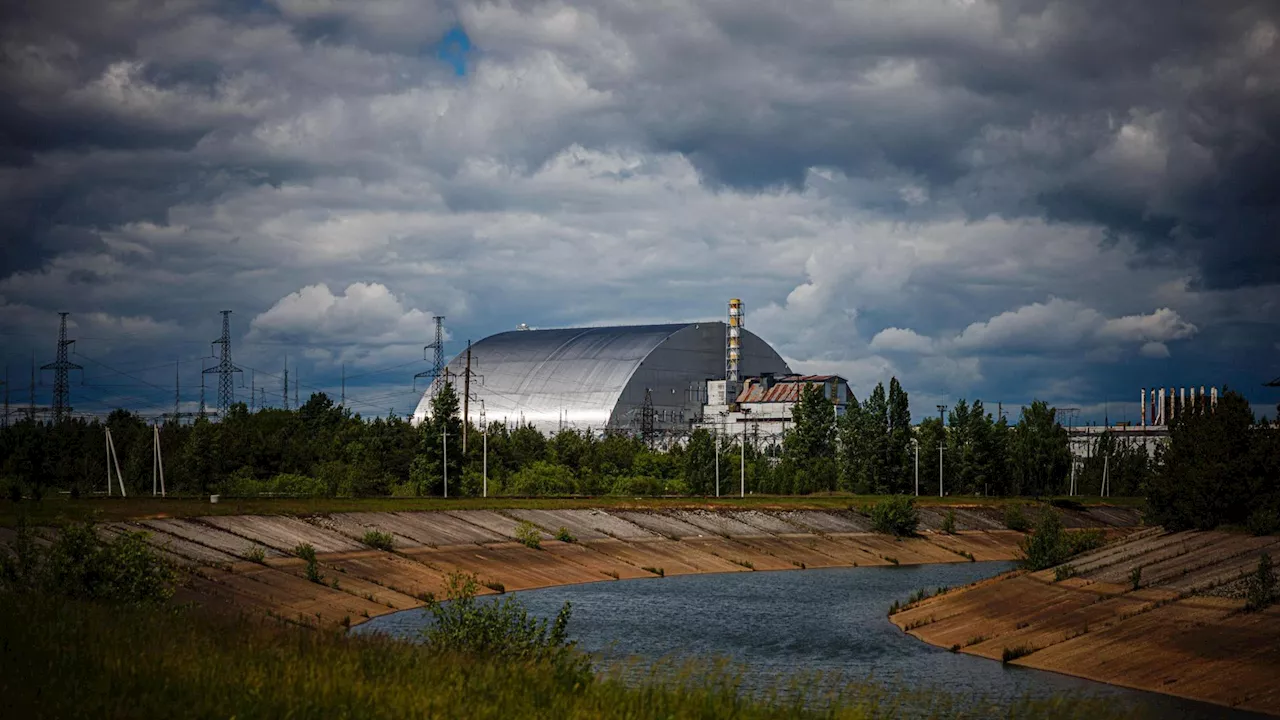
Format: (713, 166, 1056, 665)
(1, 0, 1278, 425)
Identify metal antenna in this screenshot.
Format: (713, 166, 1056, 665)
(415, 316, 446, 396)
(41, 312, 83, 423)
(283, 358, 290, 411)
(640, 388, 656, 447)
(202, 310, 242, 416)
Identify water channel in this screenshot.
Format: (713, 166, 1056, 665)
(355, 562, 1260, 718)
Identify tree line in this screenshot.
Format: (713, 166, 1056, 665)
(2, 377, 1271, 507)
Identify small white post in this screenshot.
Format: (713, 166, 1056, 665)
(1102, 454, 1109, 497)
(157, 426, 166, 498)
(443, 422, 448, 499)
(105, 427, 112, 497)
(740, 420, 746, 499)
(912, 438, 919, 496)
(482, 424, 488, 498)
(107, 428, 126, 497)
(715, 428, 720, 498)
(938, 444, 943, 497)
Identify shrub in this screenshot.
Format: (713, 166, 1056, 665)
(1245, 553, 1276, 611)
(503, 461, 576, 496)
(1004, 505, 1030, 532)
(555, 526, 576, 543)
(294, 543, 323, 584)
(1054, 565, 1078, 582)
(482, 580, 506, 594)
(1018, 509, 1068, 571)
(244, 546, 267, 564)
(1064, 529, 1105, 556)
(1002, 646, 1035, 664)
(1130, 566, 1142, 590)
(940, 509, 957, 535)
(362, 530, 395, 551)
(514, 521, 542, 549)
(642, 566, 664, 577)
(1247, 509, 1280, 537)
(870, 495, 919, 537)
(421, 572, 588, 682)
(0, 521, 174, 605)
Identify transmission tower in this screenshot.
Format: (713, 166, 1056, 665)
(640, 388, 656, 448)
(283, 359, 290, 411)
(415, 315, 446, 396)
(41, 312, 83, 423)
(202, 310, 243, 416)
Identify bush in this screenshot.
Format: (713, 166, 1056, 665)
(1130, 566, 1142, 590)
(362, 530, 395, 551)
(294, 543, 323, 583)
(1004, 505, 1030, 532)
(555, 526, 576, 543)
(1247, 509, 1280, 537)
(607, 475, 667, 497)
(1054, 564, 1077, 582)
(1002, 646, 1035, 664)
(1245, 553, 1275, 611)
(870, 495, 919, 537)
(503, 461, 576, 496)
(1064, 529, 1106, 556)
(0, 521, 174, 605)
(244, 545, 267, 564)
(422, 571, 588, 682)
(940, 509, 957, 535)
(1018, 509, 1066, 571)
(515, 521, 541, 549)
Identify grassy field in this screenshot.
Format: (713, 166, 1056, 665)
(0, 595, 1151, 720)
(0, 493, 1145, 527)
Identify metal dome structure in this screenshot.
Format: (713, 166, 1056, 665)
(411, 322, 791, 434)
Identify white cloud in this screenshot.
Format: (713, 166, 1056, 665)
(870, 327, 935, 354)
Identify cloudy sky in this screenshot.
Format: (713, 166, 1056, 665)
(2, 0, 1278, 424)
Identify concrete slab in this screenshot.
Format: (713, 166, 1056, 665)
(140, 518, 286, 559)
(504, 509, 611, 540)
(673, 510, 767, 537)
(200, 515, 364, 554)
(612, 511, 710, 539)
(445, 510, 551, 541)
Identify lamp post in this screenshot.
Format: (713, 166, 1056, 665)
(936, 405, 947, 498)
(911, 437, 919, 496)
(740, 408, 751, 498)
(443, 421, 448, 499)
(480, 401, 487, 499)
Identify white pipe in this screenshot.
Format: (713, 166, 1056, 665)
(1141, 388, 1146, 427)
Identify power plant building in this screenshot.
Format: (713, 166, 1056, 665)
(412, 321, 792, 434)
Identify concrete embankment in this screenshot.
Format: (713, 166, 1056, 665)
(890, 528, 1280, 716)
(66, 504, 1137, 629)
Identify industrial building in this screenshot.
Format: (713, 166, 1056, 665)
(411, 301, 794, 434)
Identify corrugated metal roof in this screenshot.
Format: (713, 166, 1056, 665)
(736, 374, 844, 404)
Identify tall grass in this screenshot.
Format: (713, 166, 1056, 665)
(0, 596, 1149, 720)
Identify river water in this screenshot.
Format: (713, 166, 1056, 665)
(355, 562, 1260, 718)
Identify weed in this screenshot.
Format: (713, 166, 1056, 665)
(1054, 565, 1078, 582)
(515, 521, 541, 549)
(244, 545, 267, 564)
(1247, 510, 1280, 537)
(601, 570, 619, 580)
(0, 521, 175, 604)
(792, 560, 806, 570)
(294, 543, 323, 584)
(340, 615, 351, 629)
(362, 530, 395, 551)
(870, 495, 919, 536)
(949, 644, 961, 653)
(1245, 553, 1276, 611)
(940, 509, 957, 535)
(642, 566, 664, 578)
(883, 555, 900, 565)
(1002, 645, 1035, 664)
(1015, 621, 1030, 630)
(1130, 566, 1142, 590)
(1004, 505, 1030, 532)
(482, 580, 506, 594)
(360, 609, 370, 618)
(555, 526, 576, 543)
(731, 559, 755, 570)
(888, 600, 901, 616)
(329, 577, 341, 590)
(965, 635, 986, 647)
(904, 616, 935, 631)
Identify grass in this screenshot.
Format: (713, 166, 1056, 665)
(555, 526, 576, 543)
(0, 494, 1147, 528)
(0, 595, 1146, 720)
(482, 580, 507, 594)
(1002, 645, 1037, 664)
(641, 566, 665, 578)
(361, 530, 396, 551)
(243, 545, 267, 564)
(516, 521, 542, 549)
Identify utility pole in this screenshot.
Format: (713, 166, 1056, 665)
(341, 363, 346, 407)
(443, 421, 448, 499)
(249, 369, 255, 412)
(152, 423, 166, 497)
(936, 405, 947, 497)
(1101, 454, 1109, 498)
(480, 401, 488, 498)
(282, 359, 289, 411)
(41, 312, 82, 423)
(740, 408, 751, 498)
(715, 426, 720, 498)
(640, 388, 655, 448)
(294, 370, 299, 409)
(198, 369, 207, 418)
(462, 341, 473, 453)
(203, 310, 242, 416)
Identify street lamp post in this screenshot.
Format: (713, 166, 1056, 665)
(911, 438, 919, 496)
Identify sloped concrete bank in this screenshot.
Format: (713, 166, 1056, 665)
(890, 528, 1280, 716)
(75, 504, 1138, 630)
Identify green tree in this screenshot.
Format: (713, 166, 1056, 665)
(1009, 400, 1071, 496)
(413, 382, 464, 496)
(683, 428, 717, 495)
(782, 383, 838, 492)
